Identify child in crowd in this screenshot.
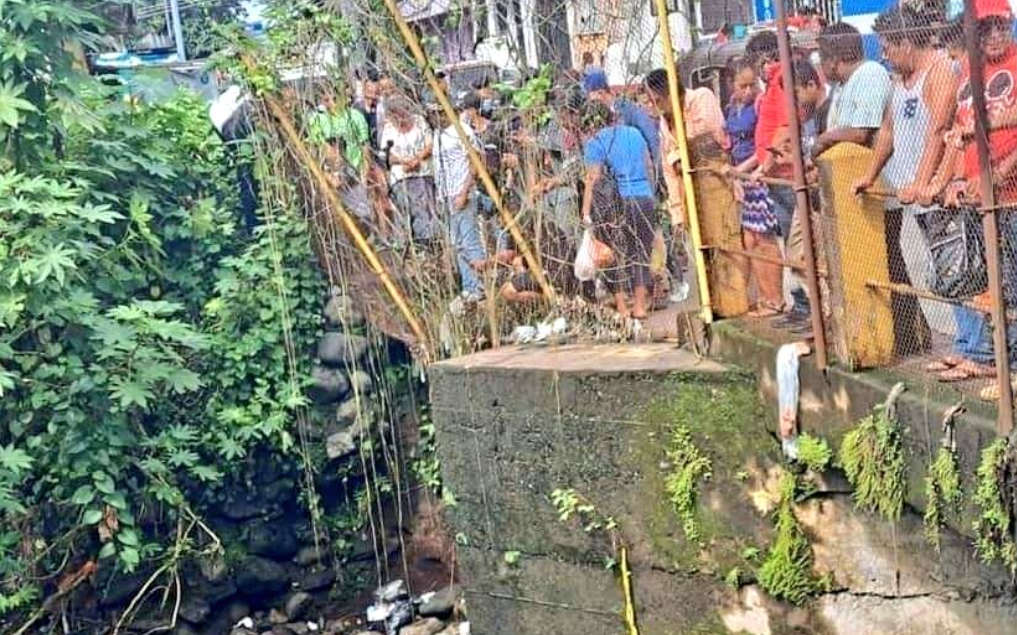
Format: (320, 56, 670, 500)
(723, 60, 784, 317)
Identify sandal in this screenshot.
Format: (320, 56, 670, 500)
(747, 303, 783, 319)
(937, 361, 996, 383)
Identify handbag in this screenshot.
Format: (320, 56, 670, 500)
(915, 208, 987, 300)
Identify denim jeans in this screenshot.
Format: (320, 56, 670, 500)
(769, 184, 796, 239)
(445, 196, 486, 295)
(953, 212, 1017, 364)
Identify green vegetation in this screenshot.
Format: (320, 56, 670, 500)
(923, 445, 963, 552)
(796, 433, 833, 473)
(838, 401, 907, 521)
(663, 425, 713, 545)
(0, 2, 352, 622)
(973, 439, 1017, 573)
(757, 470, 821, 605)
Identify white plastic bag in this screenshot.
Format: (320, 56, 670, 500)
(574, 229, 598, 282)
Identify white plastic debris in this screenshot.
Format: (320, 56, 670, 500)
(417, 591, 437, 603)
(366, 603, 393, 623)
(776, 341, 812, 459)
(234, 617, 255, 629)
(459, 622, 471, 635)
(513, 325, 537, 344)
(534, 321, 553, 342)
(307, 622, 320, 632)
(551, 317, 568, 334)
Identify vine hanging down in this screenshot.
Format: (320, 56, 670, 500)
(973, 438, 1017, 574)
(923, 404, 964, 552)
(758, 470, 823, 605)
(838, 383, 907, 522)
(663, 425, 713, 545)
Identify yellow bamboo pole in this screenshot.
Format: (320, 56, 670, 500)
(619, 545, 639, 635)
(378, 0, 556, 303)
(652, 0, 714, 324)
(240, 55, 430, 351)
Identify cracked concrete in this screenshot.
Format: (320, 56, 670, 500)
(430, 344, 1017, 635)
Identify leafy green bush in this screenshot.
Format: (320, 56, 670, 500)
(796, 433, 833, 473)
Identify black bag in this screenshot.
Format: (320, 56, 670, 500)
(915, 208, 987, 299)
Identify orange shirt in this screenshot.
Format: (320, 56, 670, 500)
(660, 87, 728, 225)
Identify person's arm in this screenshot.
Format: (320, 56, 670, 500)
(814, 126, 872, 156)
(909, 60, 959, 196)
(852, 106, 894, 195)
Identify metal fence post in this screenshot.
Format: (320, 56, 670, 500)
(652, 0, 715, 325)
(963, 0, 1015, 436)
(773, 0, 828, 370)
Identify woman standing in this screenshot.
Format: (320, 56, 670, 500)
(579, 101, 657, 319)
(380, 97, 436, 246)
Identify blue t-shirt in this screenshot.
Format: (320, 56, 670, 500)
(724, 103, 757, 166)
(613, 99, 661, 167)
(583, 125, 654, 199)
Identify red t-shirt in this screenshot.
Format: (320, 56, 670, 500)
(957, 46, 1017, 201)
(755, 63, 789, 166)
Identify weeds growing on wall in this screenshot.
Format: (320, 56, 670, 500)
(973, 439, 1017, 573)
(663, 425, 713, 545)
(838, 400, 906, 522)
(923, 445, 962, 553)
(796, 433, 833, 473)
(758, 470, 821, 605)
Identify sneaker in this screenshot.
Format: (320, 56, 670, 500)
(668, 281, 690, 304)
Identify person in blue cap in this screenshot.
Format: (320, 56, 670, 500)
(583, 68, 662, 171)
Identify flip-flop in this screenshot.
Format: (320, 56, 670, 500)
(937, 362, 996, 383)
(926, 357, 961, 372)
(747, 305, 782, 319)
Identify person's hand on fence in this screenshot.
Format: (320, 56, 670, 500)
(943, 180, 967, 208)
(850, 176, 873, 198)
(898, 182, 921, 205)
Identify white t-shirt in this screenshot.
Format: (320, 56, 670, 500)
(380, 116, 433, 183)
(432, 118, 479, 202)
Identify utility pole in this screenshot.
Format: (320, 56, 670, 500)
(169, 0, 187, 61)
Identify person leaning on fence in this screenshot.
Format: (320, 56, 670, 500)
(579, 100, 657, 320)
(432, 94, 488, 302)
(914, 0, 1017, 391)
(849, 4, 958, 358)
(641, 66, 728, 305)
(380, 96, 437, 246)
(585, 69, 662, 172)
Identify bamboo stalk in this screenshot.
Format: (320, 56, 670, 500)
(653, 0, 714, 324)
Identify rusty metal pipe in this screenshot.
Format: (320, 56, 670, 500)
(774, 1, 828, 370)
(964, 0, 1014, 436)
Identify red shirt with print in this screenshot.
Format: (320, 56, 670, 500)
(957, 45, 1017, 201)
(755, 63, 789, 166)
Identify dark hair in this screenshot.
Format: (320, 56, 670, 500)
(746, 30, 779, 64)
(458, 92, 482, 112)
(873, 4, 937, 47)
(792, 59, 820, 87)
(728, 57, 755, 77)
(819, 22, 864, 63)
(643, 67, 672, 96)
(580, 100, 613, 132)
(582, 51, 594, 65)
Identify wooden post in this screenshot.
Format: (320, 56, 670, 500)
(817, 144, 895, 369)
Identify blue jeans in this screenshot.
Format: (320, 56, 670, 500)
(447, 197, 486, 295)
(769, 184, 796, 239)
(953, 213, 1017, 364)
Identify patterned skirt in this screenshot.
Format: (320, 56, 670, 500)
(740, 182, 780, 235)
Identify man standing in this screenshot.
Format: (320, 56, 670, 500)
(813, 22, 892, 157)
(583, 69, 661, 170)
(432, 95, 487, 301)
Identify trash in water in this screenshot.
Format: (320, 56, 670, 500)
(366, 603, 393, 623)
(384, 600, 414, 635)
(234, 617, 255, 629)
(375, 579, 408, 602)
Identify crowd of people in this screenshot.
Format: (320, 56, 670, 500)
(298, 0, 1017, 398)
